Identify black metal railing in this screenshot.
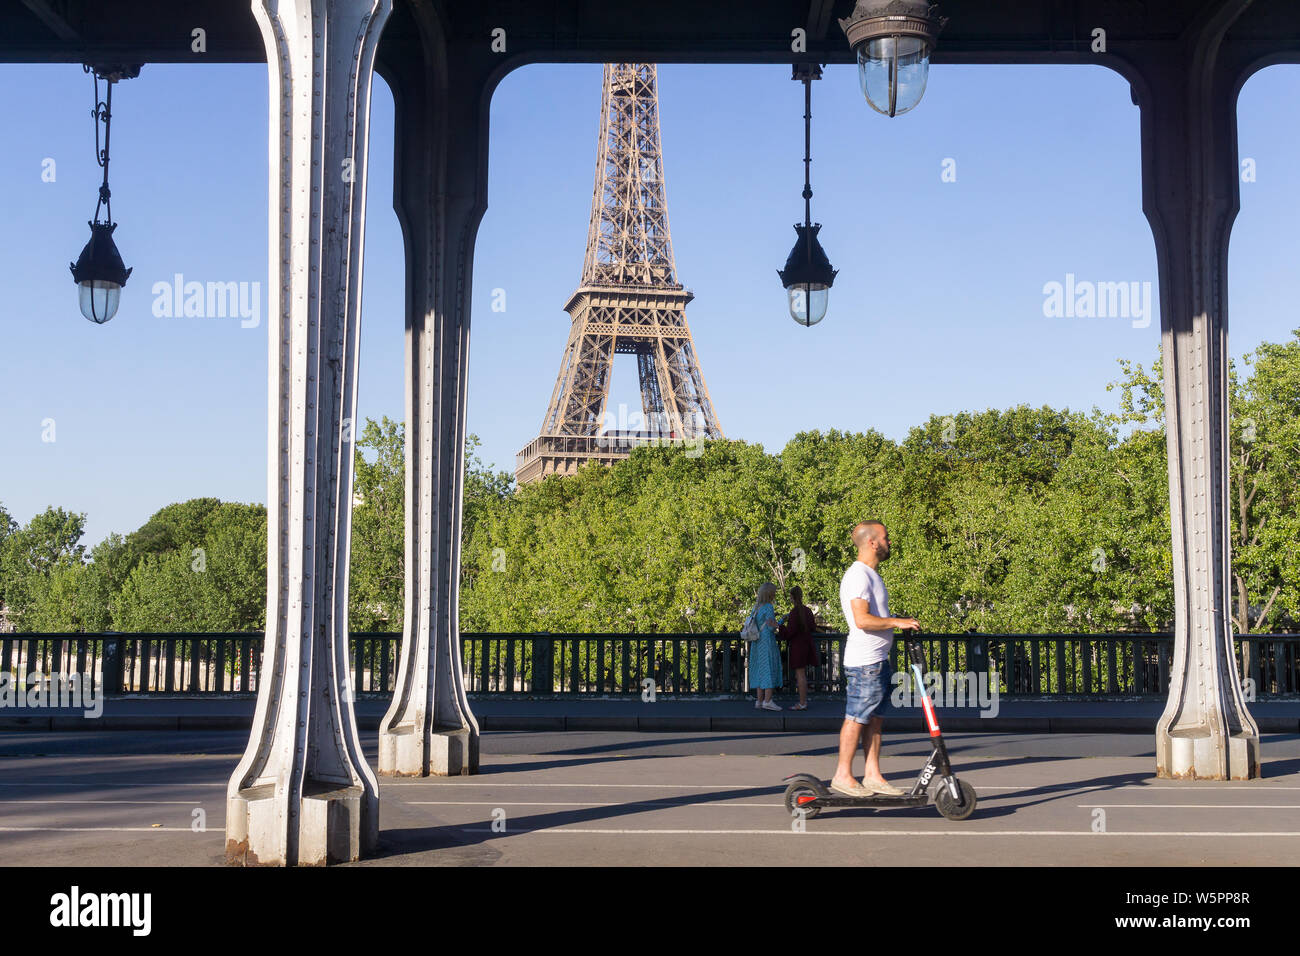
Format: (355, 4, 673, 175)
(2, 631, 1298, 699)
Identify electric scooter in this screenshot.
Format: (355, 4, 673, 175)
(781, 633, 978, 821)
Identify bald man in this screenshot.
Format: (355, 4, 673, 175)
(830, 520, 919, 797)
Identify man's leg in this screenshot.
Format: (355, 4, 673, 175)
(831, 718, 863, 788)
(861, 715, 886, 786)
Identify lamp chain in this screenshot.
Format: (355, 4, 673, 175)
(87, 66, 114, 225)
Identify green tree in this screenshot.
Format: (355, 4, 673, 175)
(349, 418, 514, 632)
(1, 506, 89, 627)
(1103, 333, 1300, 633)
(111, 501, 266, 632)
(1230, 333, 1300, 632)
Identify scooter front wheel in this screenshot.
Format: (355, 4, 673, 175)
(934, 778, 977, 821)
(784, 781, 822, 820)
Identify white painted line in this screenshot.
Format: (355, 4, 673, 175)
(456, 827, 1300, 837)
(386, 781, 1300, 790)
(0, 827, 203, 833)
(409, 800, 784, 807)
(0, 782, 225, 788)
(975, 785, 1300, 791)
(0, 799, 199, 805)
(385, 782, 750, 789)
(1077, 804, 1299, 809)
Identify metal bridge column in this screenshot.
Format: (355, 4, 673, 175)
(225, 0, 391, 865)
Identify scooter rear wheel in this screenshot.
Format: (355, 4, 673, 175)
(933, 778, 977, 821)
(784, 781, 822, 820)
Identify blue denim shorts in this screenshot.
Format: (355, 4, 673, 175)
(845, 659, 894, 724)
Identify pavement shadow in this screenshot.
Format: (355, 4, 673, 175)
(1261, 755, 1300, 777)
(371, 767, 1166, 858)
(951, 769, 1154, 819)
(481, 732, 828, 772)
(373, 782, 792, 858)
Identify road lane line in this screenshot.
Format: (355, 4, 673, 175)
(455, 827, 1300, 836)
(0, 799, 199, 805)
(0, 827, 208, 833)
(1076, 803, 1299, 809)
(0, 782, 226, 788)
(408, 800, 785, 807)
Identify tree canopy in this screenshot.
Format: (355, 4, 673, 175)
(2, 331, 1296, 635)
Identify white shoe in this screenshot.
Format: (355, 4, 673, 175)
(761, 701, 783, 712)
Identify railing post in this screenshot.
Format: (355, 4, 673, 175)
(967, 632, 988, 686)
(102, 634, 124, 696)
(531, 634, 553, 694)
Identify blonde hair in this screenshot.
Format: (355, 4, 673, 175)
(755, 582, 777, 605)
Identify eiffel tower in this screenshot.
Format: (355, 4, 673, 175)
(515, 63, 724, 484)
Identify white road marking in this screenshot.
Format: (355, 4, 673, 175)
(409, 800, 784, 807)
(0, 799, 198, 805)
(975, 785, 1300, 791)
(0, 782, 225, 788)
(1077, 804, 1299, 809)
(387, 782, 1300, 790)
(0, 827, 204, 833)
(456, 827, 1300, 837)
(385, 782, 751, 788)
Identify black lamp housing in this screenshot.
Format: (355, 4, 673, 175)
(777, 223, 837, 289)
(70, 222, 132, 324)
(70, 221, 132, 288)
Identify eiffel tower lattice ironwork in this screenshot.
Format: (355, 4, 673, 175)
(516, 63, 723, 484)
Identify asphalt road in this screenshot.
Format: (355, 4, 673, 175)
(2, 730, 1298, 866)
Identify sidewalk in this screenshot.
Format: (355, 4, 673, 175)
(2, 695, 1297, 733)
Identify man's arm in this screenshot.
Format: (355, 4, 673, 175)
(850, 598, 919, 631)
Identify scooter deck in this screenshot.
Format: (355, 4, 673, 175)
(803, 792, 930, 809)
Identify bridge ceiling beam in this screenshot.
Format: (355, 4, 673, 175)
(2, 1, 1300, 74)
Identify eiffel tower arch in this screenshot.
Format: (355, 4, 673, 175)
(516, 63, 723, 484)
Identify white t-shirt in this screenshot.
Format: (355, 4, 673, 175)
(839, 560, 892, 666)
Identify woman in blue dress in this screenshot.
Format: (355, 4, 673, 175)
(748, 581, 784, 711)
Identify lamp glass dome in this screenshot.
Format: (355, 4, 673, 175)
(77, 279, 122, 324)
(857, 34, 931, 116)
(787, 282, 829, 327)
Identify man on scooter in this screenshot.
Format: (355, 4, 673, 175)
(830, 520, 920, 797)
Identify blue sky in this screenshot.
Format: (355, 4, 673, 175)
(2, 60, 1297, 547)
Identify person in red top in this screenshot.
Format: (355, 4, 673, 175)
(780, 585, 820, 710)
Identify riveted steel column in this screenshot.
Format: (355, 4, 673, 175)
(1136, 0, 1260, 779)
(225, 0, 392, 865)
(378, 7, 486, 776)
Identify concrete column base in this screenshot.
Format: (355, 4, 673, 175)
(379, 724, 479, 776)
(1156, 728, 1260, 780)
(225, 782, 377, 866)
